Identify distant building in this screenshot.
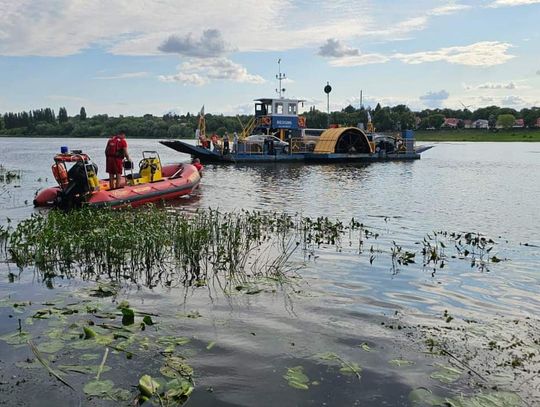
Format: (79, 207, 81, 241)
(463, 120, 473, 129)
(443, 118, 460, 128)
(473, 119, 489, 129)
(513, 118, 525, 128)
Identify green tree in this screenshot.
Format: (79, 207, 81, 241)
(427, 114, 445, 129)
(496, 114, 515, 129)
(80, 107, 87, 120)
(58, 107, 68, 123)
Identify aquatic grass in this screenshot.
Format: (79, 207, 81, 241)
(4, 208, 508, 288)
(6, 207, 356, 287)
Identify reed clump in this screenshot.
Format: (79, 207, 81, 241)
(5, 207, 358, 287)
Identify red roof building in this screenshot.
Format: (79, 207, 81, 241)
(443, 118, 460, 128)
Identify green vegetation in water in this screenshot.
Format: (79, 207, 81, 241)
(283, 366, 310, 390)
(409, 387, 523, 407)
(414, 129, 540, 142)
(0, 287, 196, 405)
(0, 164, 22, 183)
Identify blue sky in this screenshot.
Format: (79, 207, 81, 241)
(0, 0, 539, 117)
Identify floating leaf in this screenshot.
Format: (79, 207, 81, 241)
(315, 352, 339, 361)
(283, 366, 309, 390)
(409, 387, 445, 406)
(37, 340, 64, 354)
(142, 315, 154, 326)
(389, 359, 414, 367)
(139, 375, 160, 397)
(359, 343, 372, 352)
(339, 362, 361, 376)
(165, 378, 194, 399)
(448, 391, 522, 407)
(84, 379, 114, 396)
(206, 341, 216, 350)
(0, 330, 31, 345)
(430, 365, 462, 384)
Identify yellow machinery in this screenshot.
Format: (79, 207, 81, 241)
(314, 127, 373, 154)
(126, 151, 163, 185)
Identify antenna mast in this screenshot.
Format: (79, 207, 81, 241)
(276, 59, 286, 98)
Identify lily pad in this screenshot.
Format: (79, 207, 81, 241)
(409, 387, 445, 406)
(449, 391, 523, 407)
(84, 379, 115, 396)
(139, 375, 160, 397)
(359, 342, 372, 352)
(339, 362, 362, 376)
(283, 366, 310, 390)
(0, 330, 31, 345)
(37, 340, 64, 354)
(430, 365, 462, 384)
(388, 359, 414, 367)
(165, 378, 194, 399)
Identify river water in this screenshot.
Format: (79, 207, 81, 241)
(1, 138, 539, 406)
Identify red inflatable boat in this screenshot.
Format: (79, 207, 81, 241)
(34, 150, 201, 209)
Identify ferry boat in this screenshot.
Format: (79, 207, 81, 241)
(34, 150, 201, 209)
(161, 65, 432, 163)
(161, 103, 431, 164)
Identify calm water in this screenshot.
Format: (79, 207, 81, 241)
(1, 137, 539, 406)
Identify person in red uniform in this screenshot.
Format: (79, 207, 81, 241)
(105, 131, 130, 189)
(192, 158, 203, 174)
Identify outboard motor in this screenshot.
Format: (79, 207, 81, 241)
(57, 161, 98, 209)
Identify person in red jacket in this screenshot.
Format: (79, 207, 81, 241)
(192, 158, 203, 174)
(105, 131, 130, 189)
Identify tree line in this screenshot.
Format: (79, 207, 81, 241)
(1, 104, 539, 138)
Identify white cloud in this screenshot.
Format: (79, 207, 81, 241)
(328, 53, 390, 67)
(0, 1, 480, 57)
(430, 4, 472, 15)
(489, 0, 540, 7)
(501, 95, 526, 106)
(322, 41, 515, 68)
(158, 72, 207, 86)
(158, 30, 228, 57)
(464, 81, 516, 90)
(159, 58, 265, 85)
(93, 72, 148, 80)
(318, 39, 359, 58)
(394, 41, 514, 66)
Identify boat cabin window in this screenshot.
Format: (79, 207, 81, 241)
(275, 102, 283, 115)
(287, 103, 297, 115)
(255, 103, 267, 116)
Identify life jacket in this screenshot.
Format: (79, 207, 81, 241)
(105, 136, 122, 158)
(51, 163, 68, 187)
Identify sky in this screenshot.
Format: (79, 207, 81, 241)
(0, 0, 539, 117)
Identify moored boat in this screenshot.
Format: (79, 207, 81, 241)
(34, 150, 201, 209)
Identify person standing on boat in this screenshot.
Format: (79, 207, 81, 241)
(211, 133, 219, 152)
(223, 133, 230, 155)
(233, 131, 238, 153)
(105, 130, 130, 189)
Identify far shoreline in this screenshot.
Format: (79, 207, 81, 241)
(1, 129, 540, 142)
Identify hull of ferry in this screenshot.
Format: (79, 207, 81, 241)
(160, 140, 432, 164)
